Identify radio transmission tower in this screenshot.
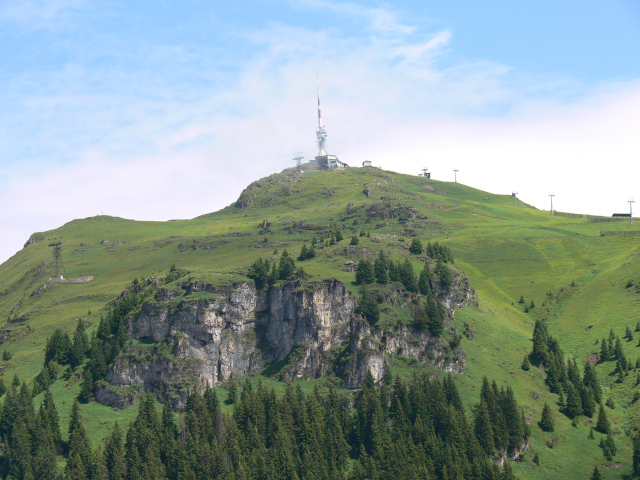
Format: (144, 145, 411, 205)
(453, 168, 459, 183)
(549, 193, 555, 215)
(629, 199, 635, 224)
(48, 237, 66, 278)
(512, 192, 518, 207)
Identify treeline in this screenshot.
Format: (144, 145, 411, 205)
(354, 250, 449, 335)
(37, 278, 155, 404)
(355, 251, 453, 291)
(0, 371, 528, 479)
(529, 320, 602, 419)
(246, 250, 307, 290)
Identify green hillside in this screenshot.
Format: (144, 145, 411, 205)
(1, 165, 639, 479)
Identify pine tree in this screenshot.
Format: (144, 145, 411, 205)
(401, 259, 418, 292)
(435, 259, 453, 289)
(409, 238, 423, 255)
(565, 383, 583, 418)
(106, 422, 125, 480)
(374, 256, 388, 285)
(355, 260, 375, 285)
(474, 400, 495, 455)
(522, 355, 531, 371)
(596, 404, 610, 433)
(633, 435, 640, 477)
(539, 403, 554, 432)
(298, 244, 308, 261)
(307, 243, 316, 259)
(66, 400, 92, 480)
(350, 235, 359, 246)
(418, 263, 431, 295)
(78, 369, 94, 404)
(600, 338, 609, 361)
(591, 465, 603, 480)
(388, 260, 399, 282)
(278, 250, 295, 279)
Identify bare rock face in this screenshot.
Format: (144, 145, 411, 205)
(98, 276, 476, 409)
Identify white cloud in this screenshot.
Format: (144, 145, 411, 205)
(1, 3, 639, 264)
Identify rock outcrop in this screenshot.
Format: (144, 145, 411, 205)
(97, 274, 476, 409)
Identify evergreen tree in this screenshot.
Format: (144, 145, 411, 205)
(78, 369, 94, 404)
(596, 404, 610, 433)
(400, 258, 418, 292)
(409, 238, 423, 255)
(565, 383, 583, 418)
(298, 244, 308, 261)
(307, 243, 316, 259)
(70, 319, 89, 367)
(357, 288, 380, 325)
(335, 230, 343, 242)
(66, 400, 92, 480)
(633, 435, 640, 478)
(591, 465, 603, 480)
(435, 259, 453, 289)
(355, 259, 375, 285)
(106, 422, 125, 480)
(600, 338, 609, 361)
(350, 235, 359, 246)
(539, 403, 554, 432)
(522, 355, 531, 371)
(418, 263, 431, 295)
(388, 260, 399, 282)
(278, 250, 295, 279)
(374, 255, 388, 285)
(474, 400, 495, 455)
(247, 258, 271, 290)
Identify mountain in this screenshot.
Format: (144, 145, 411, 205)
(1, 164, 639, 479)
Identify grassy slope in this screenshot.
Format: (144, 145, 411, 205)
(1, 165, 639, 478)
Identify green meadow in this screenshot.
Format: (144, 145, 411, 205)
(1, 165, 639, 478)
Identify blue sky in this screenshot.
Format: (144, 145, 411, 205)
(1, 0, 639, 263)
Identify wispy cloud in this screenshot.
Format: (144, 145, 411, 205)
(0, 0, 85, 28)
(1, 1, 639, 264)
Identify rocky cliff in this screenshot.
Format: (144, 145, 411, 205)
(96, 273, 477, 409)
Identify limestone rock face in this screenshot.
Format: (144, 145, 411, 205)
(98, 275, 476, 409)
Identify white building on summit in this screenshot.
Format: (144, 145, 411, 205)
(314, 79, 347, 170)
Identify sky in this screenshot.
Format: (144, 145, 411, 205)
(1, 0, 640, 264)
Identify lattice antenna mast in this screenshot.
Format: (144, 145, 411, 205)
(48, 237, 66, 278)
(629, 199, 635, 224)
(453, 168, 459, 183)
(316, 76, 328, 156)
(512, 192, 518, 207)
(549, 193, 555, 215)
(292, 152, 304, 171)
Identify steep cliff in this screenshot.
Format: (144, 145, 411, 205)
(96, 273, 476, 409)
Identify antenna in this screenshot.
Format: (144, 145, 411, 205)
(453, 168, 459, 183)
(292, 152, 304, 171)
(549, 193, 555, 215)
(48, 236, 66, 279)
(629, 199, 635, 224)
(512, 192, 518, 207)
(316, 75, 327, 156)
(420, 168, 431, 179)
